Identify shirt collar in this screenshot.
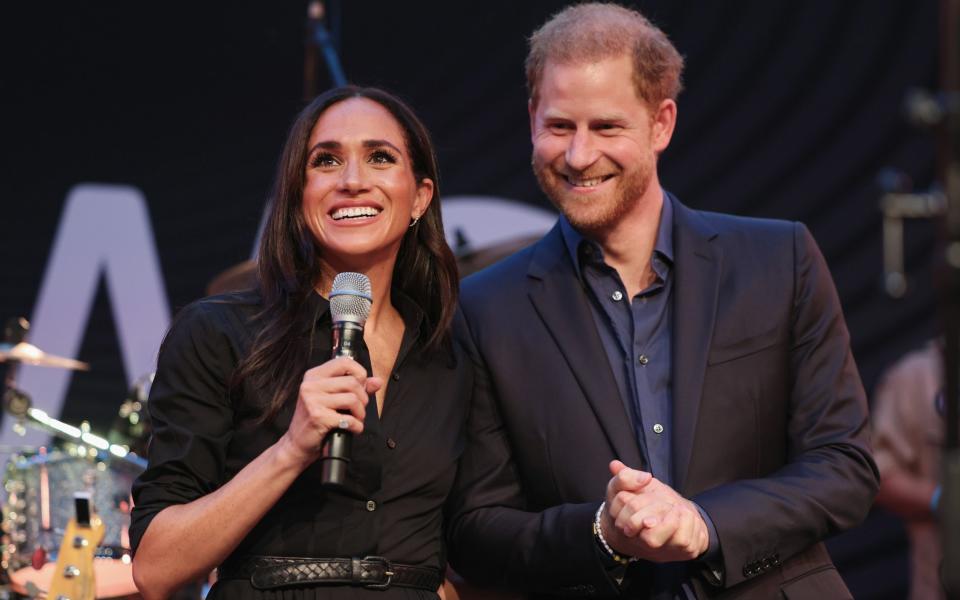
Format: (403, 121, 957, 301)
(301, 286, 426, 342)
(559, 189, 675, 278)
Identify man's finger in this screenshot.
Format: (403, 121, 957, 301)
(609, 460, 628, 476)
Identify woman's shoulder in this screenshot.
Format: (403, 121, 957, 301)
(176, 289, 261, 323)
(162, 289, 263, 353)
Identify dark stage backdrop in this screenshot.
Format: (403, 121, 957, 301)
(0, 1, 942, 597)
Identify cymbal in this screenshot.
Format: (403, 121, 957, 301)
(207, 260, 257, 296)
(0, 342, 90, 371)
(456, 234, 542, 278)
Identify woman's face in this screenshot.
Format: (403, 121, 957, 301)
(302, 97, 433, 270)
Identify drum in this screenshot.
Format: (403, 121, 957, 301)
(2, 447, 143, 598)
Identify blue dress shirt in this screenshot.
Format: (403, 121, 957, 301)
(559, 194, 720, 598)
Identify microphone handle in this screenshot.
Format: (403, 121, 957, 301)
(320, 321, 364, 490)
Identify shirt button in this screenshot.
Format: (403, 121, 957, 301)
(638, 354, 649, 365)
(653, 423, 664, 434)
(366, 500, 377, 512)
(611, 290, 623, 302)
(391, 372, 400, 381)
(386, 438, 397, 449)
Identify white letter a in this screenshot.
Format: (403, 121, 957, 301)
(3, 183, 170, 449)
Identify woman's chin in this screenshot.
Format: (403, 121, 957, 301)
(321, 236, 403, 267)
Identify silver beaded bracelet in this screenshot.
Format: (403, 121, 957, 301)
(593, 501, 637, 565)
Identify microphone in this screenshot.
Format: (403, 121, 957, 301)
(321, 272, 372, 489)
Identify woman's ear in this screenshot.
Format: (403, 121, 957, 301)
(413, 178, 435, 219)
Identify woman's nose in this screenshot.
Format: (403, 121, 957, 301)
(339, 160, 370, 193)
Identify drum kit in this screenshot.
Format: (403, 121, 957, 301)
(0, 318, 149, 600)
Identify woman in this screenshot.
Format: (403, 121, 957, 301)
(130, 86, 467, 599)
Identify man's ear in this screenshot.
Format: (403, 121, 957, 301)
(528, 98, 537, 143)
(650, 98, 677, 153)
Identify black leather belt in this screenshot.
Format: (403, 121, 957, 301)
(218, 555, 443, 591)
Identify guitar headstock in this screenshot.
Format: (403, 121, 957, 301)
(46, 492, 105, 600)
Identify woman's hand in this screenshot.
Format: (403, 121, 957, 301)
(279, 356, 382, 466)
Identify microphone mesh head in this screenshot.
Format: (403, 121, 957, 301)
(329, 272, 373, 324)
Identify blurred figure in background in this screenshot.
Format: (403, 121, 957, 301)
(872, 340, 945, 600)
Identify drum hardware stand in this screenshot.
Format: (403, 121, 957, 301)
(304, 0, 345, 100)
(1, 318, 30, 437)
(879, 177, 945, 298)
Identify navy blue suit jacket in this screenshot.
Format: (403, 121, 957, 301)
(448, 196, 879, 599)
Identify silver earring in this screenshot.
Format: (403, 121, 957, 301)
(409, 215, 420, 228)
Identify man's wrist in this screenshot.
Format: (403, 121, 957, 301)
(593, 502, 637, 565)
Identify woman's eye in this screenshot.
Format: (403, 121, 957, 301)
(310, 152, 339, 168)
(369, 149, 398, 165)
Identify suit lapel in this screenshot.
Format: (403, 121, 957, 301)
(526, 225, 644, 468)
(670, 197, 722, 492)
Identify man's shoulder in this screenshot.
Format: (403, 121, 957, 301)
(676, 202, 804, 261)
(685, 204, 798, 239)
(461, 240, 542, 302)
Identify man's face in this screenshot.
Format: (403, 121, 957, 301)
(530, 54, 674, 235)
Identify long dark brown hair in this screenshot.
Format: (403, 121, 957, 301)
(233, 86, 459, 422)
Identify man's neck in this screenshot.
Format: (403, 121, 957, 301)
(592, 187, 664, 300)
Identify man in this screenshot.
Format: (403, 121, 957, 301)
(448, 3, 878, 598)
(872, 341, 945, 600)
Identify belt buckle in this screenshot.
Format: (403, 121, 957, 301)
(361, 556, 394, 590)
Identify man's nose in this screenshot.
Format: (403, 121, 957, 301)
(564, 130, 599, 172)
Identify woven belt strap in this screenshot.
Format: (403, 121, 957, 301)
(218, 555, 443, 591)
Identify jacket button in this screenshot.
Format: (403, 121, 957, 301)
(366, 500, 377, 511)
(386, 438, 397, 449)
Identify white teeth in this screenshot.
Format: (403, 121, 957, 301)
(331, 206, 381, 220)
(568, 177, 606, 187)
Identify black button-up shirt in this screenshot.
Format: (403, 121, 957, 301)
(131, 289, 470, 599)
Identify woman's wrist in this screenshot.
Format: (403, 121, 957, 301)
(271, 433, 318, 472)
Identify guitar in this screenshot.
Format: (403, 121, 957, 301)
(46, 492, 104, 600)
